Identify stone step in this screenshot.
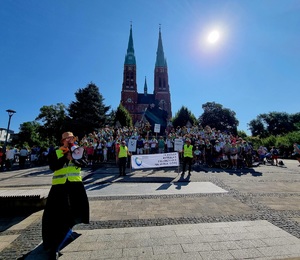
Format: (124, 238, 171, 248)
(0, 189, 49, 214)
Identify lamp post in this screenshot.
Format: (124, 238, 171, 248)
(3, 109, 16, 152)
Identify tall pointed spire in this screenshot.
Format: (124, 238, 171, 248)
(125, 22, 136, 65)
(144, 76, 148, 96)
(155, 24, 167, 67)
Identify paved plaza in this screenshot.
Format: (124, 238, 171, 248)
(0, 160, 300, 259)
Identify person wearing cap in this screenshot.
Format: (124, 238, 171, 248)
(116, 140, 131, 176)
(42, 131, 89, 258)
(182, 138, 194, 175)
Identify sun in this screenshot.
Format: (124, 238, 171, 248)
(207, 30, 220, 44)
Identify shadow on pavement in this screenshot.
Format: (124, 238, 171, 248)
(19, 232, 81, 260)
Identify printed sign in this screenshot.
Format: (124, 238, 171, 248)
(131, 152, 179, 169)
(128, 139, 137, 152)
(154, 124, 160, 133)
(174, 138, 184, 152)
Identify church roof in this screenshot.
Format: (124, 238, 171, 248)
(124, 24, 136, 65)
(155, 25, 167, 67)
(137, 93, 155, 104)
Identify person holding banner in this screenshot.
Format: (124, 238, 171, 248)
(117, 140, 131, 176)
(182, 139, 194, 175)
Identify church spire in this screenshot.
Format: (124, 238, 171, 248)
(144, 76, 148, 96)
(155, 24, 167, 67)
(124, 22, 136, 65)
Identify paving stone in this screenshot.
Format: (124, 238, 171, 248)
(0, 160, 300, 259)
(199, 250, 235, 260)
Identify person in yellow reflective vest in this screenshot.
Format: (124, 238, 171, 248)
(116, 140, 131, 176)
(42, 132, 89, 258)
(182, 138, 194, 175)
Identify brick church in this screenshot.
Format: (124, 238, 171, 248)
(120, 24, 172, 128)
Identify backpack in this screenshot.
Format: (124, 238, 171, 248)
(278, 160, 284, 166)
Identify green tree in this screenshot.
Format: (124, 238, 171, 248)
(17, 121, 43, 148)
(35, 103, 68, 144)
(172, 106, 196, 128)
(115, 104, 132, 127)
(262, 112, 294, 135)
(237, 130, 248, 139)
(248, 116, 267, 137)
(107, 109, 116, 126)
(68, 82, 110, 137)
(248, 112, 298, 137)
(291, 112, 300, 130)
(198, 102, 239, 135)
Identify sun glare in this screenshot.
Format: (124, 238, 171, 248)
(207, 30, 220, 44)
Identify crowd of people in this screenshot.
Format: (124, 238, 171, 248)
(75, 125, 291, 169)
(63, 125, 288, 169)
(1, 124, 300, 171)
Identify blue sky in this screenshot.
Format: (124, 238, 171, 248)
(1, 0, 299, 135)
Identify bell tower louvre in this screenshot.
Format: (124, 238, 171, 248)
(120, 24, 172, 125)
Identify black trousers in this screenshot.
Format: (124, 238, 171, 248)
(182, 157, 193, 174)
(118, 157, 127, 175)
(19, 156, 27, 168)
(42, 180, 89, 252)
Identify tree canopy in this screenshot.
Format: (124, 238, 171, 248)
(17, 121, 42, 148)
(114, 104, 132, 127)
(172, 106, 197, 128)
(35, 103, 68, 144)
(198, 102, 239, 134)
(68, 82, 110, 137)
(248, 112, 300, 137)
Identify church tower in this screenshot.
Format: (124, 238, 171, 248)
(154, 25, 172, 119)
(120, 23, 138, 119)
(120, 24, 172, 125)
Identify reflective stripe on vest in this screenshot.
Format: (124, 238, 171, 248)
(118, 146, 128, 158)
(53, 173, 81, 179)
(52, 149, 82, 185)
(184, 144, 193, 158)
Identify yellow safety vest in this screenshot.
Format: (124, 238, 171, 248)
(184, 144, 193, 158)
(52, 149, 82, 185)
(118, 146, 128, 158)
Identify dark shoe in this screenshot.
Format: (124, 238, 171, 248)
(48, 250, 60, 260)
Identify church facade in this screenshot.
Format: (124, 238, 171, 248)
(120, 25, 172, 125)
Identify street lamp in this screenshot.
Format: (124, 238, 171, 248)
(3, 109, 16, 152)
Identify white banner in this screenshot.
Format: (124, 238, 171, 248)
(131, 152, 179, 169)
